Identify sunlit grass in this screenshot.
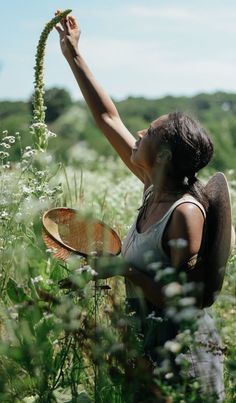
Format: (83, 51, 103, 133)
(0, 131, 235, 402)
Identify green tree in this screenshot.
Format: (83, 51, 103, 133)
(44, 87, 73, 122)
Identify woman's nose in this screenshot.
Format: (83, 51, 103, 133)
(137, 129, 147, 139)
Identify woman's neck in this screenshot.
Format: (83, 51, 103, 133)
(149, 170, 184, 195)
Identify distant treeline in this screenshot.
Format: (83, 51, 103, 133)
(1, 88, 236, 171)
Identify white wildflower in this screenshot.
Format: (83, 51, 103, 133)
(75, 265, 98, 277)
(23, 149, 36, 158)
(0, 151, 9, 159)
(165, 372, 174, 380)
(22, 186, 33, 195)
(164, 340, 181, 353)
(46, 248, 55, 253)
(46, 130, 57, 139)
(178, 297, 196, 307)
(0, 211, 9, 219)
(0, 142, 11, 149)
(90, 251, 98, 256)
(168, 238, 188, 249)
(35, 170, 45, 178)
(31, 275, 43, 284)
(2, 136, 15, 144)
(30, 122, 47, 130)
(164, 282, 182, 297)
(175, 307, 198, 321)
(9, 311, 19, 320)
(146, 311, 163, 322)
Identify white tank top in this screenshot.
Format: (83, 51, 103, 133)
(121, 187, 206, 298)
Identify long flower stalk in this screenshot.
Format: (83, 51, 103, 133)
(31, 9, 72, 151)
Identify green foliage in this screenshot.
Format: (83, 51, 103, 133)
(2, 90, 236, 170)
(44, 87, 73, 123)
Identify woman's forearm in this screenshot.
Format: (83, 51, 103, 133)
(125, 267, 165, 308)
(95, 257, 165, 308)
(65, 49, 120, 128)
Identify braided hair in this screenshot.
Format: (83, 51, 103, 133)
(158, 112, 214, 211)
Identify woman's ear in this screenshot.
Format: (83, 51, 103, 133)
(156, 148, 172, 164)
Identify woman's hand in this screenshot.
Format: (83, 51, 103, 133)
(55, 11, 81, 59)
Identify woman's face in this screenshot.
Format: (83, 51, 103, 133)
(131, 115, 169, 171)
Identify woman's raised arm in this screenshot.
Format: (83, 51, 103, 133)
(56, 14, 145, 182)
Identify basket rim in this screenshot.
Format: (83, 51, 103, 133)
(42, 207, 122, 256)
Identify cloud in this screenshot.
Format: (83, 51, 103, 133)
(127, 3, 236, 33)
(129, 5, 198, 22)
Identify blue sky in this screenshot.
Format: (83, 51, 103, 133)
(1, 0, 236, 101)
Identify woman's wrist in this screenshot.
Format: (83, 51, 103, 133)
(64, 45, 80, 62)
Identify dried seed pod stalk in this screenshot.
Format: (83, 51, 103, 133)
(31, 9, 72, 151)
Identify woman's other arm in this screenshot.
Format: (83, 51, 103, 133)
(56, 14, 145, 182)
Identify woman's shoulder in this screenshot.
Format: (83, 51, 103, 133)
(166, 198, 205, 248)
(174, 194, 206, 219)
(173, 201, 205, 225)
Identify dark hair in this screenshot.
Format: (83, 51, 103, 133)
(158, 111, 214, 211)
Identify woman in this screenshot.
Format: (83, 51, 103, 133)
(56, 14, 224, 401)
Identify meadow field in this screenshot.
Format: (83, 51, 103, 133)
(0, 135, 235, 402)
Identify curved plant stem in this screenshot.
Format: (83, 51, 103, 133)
(31, 9, 72, 151)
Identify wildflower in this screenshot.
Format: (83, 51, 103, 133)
(146, 311, 163, 322)
(165, 372, 174, 380)
(31, 9, 71, 151)
(75, 265, 98, 277)
(8, 311, 18, 320)
(164, 340, 182, 353)
(0, 143, 10, 149)
(31, 275, 43, 284)
(178, 297, 196, 307)
(23, 148, 36, 158)
(0, 211, 9, 219)
(46, 130, 57, 139)
(164, 282, 182, 297)
(2, 162, 10, 169)
(46, 248, 55, 253)
(168, 238, 188, 249)
(2, 136, 15, 144)
(22, 186, 33, 195)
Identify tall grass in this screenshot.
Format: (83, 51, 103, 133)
(0, 133, 235, 402)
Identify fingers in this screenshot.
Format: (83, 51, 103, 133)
(54, 10, 65, 34)
(54, 10, 68, 33)
(54, 11, 79, 35)
(68, 15, 79, 29)
(55, 24, 63, 35)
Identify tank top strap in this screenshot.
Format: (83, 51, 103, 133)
(163, 195, 206, 220)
